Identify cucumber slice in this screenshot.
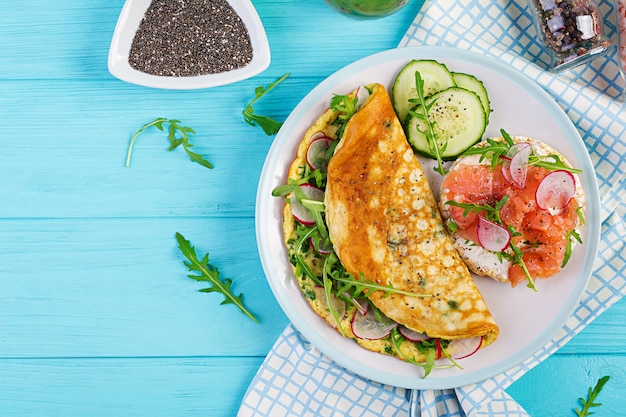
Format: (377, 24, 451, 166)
(452, 72, 491, 119)
(405, 87, 486, 160)
(392, 59, 456, 123)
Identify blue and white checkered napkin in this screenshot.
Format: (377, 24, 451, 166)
(238, 0, 626, 415)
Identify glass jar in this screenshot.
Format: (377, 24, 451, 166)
(616, 0, 626, 78)
(528, 0, 613, 71)
(323, 0, 410, 19)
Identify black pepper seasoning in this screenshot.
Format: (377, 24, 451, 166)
(528, 0, 613, 71)
(128, 0, 253, 77)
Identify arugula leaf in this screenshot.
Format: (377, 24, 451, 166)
(462, 128, 582, 174)
(575, 375, 610, 417)
(389, 328, 457, 378)
(329, 93, 359, 139)
(563, 229, 582, 268)
(408, 71, 447, 176)
(175, 232, 258, 323)
(125, 118, 213, 169)
(242, 73, 290, 135)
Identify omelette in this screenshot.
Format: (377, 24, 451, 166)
(276, 83, 499, 374)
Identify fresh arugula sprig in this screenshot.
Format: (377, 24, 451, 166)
(389, 328, 457, 377)
(242, 73, 290, 136)
(125, 118, 213, 169)
(408, 71, 448, 176)
(563, 229, 583, 268)
(446, 196, 538, 291)
(329, 93, 359, 139)
(575, 375, 610, 417)
(175, 232, 258, 323)
(462, 128, 582, 174)
(329, 265, 432, 300)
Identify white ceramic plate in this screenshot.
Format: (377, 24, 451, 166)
(256, 46, 601, 389)
(108, 0, 270, 89)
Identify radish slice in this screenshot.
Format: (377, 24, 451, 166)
(508, 143, 531, 189)
(435, 339, 444, 359)
(310, 235, 334, 255)
(398, 325, 430, 343)
(290, 184, 324, 225)
(499, 156, 514, 186)
(477, 215, 510, 252)
(355, 85, 370, 109)
(446, 336, 482, 359)
(309, 131, 326, 142)
(312, 286, 346, 329)
(535, 170, 576, 214)
(306, 136, 333, 171)
(351, 305, 397, 340)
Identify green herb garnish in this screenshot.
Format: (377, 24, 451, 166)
(175, 232, 258, 323)
(389, 328, 458, 378)
(125, 118, 213, 169)
(563, 229, 583, 268)
(462, 128, 582, 174)
(575, 375, 610, 417)
(446, 196, 538, 291)
(329, 92, 359, 139)
(242, 73, 290, 135)
(408, 71, 447, 175)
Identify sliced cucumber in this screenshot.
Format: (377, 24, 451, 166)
(405, 87, 486, 160)
(392, 59, 456, 123)
(452, 72, 491, 119)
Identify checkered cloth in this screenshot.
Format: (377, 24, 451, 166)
(238, 0, 626, 415)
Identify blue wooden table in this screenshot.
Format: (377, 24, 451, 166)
(1, 1, 624, 416)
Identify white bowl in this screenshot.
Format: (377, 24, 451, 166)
(108, 0, 271, 89)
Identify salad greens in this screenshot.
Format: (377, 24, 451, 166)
(462, 128, 582, 174)
(242, 73, 290, 136)
(407, 71, 448, 176)
(125, 118, 213, 169)
(175, 232, 258, 323)
(575, 375, 610, 417)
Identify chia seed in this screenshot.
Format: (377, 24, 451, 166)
(128, 0, 253, 77)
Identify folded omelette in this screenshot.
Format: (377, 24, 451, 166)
(279, 82, 499, 372)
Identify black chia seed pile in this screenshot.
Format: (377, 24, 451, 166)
(128, 0, 253, 77)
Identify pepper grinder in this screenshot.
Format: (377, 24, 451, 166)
(528, 0, 613, 71)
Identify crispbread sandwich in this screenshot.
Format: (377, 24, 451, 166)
(438, 135, 585, 289)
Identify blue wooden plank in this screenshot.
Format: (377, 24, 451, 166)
(0, 355, 624, 417)
(0, 217, 288, 358)
(508, 354, 626, 416)
(0, 0, 425, 80)
(0, 357, 264, 417)
(0, 0, 624, 416)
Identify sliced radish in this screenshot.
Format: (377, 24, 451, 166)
(435, 339, 444, 359)
(446, 336, 482, 359)
(477, 215, 511, 252)
(290, 184, 324, 225)
(349, 297, 368, 315)
(499, 156, 514, 186)
(306, 136, 333, 171)
(508, 143, 531, 189)
(398, 325, 430, 343)
(535, 170, 576, 213)
(355, 85, 370, 109)
(351, 305, 397, 340)
(310, 235, 334, 255)
(309, 131, 326, 142)
(312, 286, 346, 329)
